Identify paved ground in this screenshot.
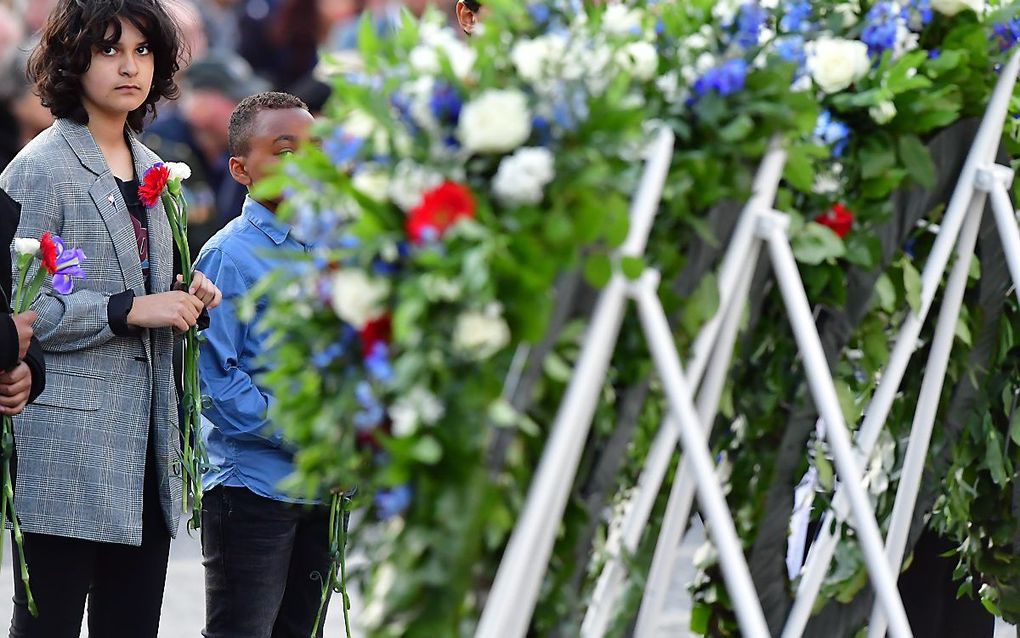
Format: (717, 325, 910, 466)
(0, 520, 1013, 637)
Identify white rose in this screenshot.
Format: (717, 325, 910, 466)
(931, 0, 984, 16)
(808, 38, 870, 94)
(615, 41, 659, 81)
(869, 100, 897, 125)
(492, 147, 555, 207)
(388, 160, 443, 212)
(453, 305, 511, 359)
(602, 4, 643, 36)
(409, 45, 440, 75)
(13, 238, 39, 256)
(165, 162, 192, 182)
(330, 269, 389, 330)
(352, 167, 390, 203)
(458, 89, 532, 154)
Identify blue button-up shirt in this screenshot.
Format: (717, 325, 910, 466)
(195, 196, 314, 504)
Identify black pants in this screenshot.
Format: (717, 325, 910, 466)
(8, 462, 171, 638)
(201, 486, 332, 638)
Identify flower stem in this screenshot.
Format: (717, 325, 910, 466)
(3, 418, 34, 615)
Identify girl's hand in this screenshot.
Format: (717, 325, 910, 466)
(179, 271, 222, 310)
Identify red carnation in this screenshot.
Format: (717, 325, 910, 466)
(40, 232, 58, 274)
(360, 314, 392, 359)
(406, 181, 476, 244)
(138, 163, 170, 209)
(816, 203, 854, 239)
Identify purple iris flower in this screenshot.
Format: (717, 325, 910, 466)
(47, 235, 86, 295)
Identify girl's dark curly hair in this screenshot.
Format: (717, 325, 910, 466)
(28, 0, 185, 132)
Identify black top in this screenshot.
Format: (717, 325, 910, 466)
(0, 188, 45, 401)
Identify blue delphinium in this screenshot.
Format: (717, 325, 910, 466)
(993, 18, 1020, 51)
(354, 381, 386, 430)
(775, 35, 807, 77)
(905, 0, 933, 30)
(528, 2, 551, 25)
(365, 343, 394, 383)
(814, 111, 851, 157)
(429, 82, 462, 126)
(780, 0, 813, 34)
(375, 484, 413, 520)
(692, 58, 749, 99)
(312, 341, 347, 369)
(734, 2, 768, 49)
(861, 2, 905, 57)
(323, 126, 365, 167)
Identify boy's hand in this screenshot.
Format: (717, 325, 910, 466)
(178, 271, 222, 310)
(12, 311, 37, 361)
(0, 362, 32, 415)
(127, 291, 205, 333)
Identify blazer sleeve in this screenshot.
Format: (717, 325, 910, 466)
(0, 314, 17, 371)
(0, 156, 118, 353)
(24, 336, 44, 403)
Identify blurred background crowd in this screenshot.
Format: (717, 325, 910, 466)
(0, 0, 457, 252)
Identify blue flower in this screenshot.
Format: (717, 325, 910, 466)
(531, 115, 552, 146)
(775, 35, 807, 75)
(993, 18, 1020, 52)
(733, 2, 768, 49)
(527, 3, 550, 24)
(861, 2, 905, 56)
(312, 341, 347, 369)
(365, 342, 393, 383)
(692, 58, 749, 99)
(779, 0, 813, 34)
(323, 127, 364, 167)
(927, 48, 941, 59)
(905, 0, 933, 30)
(429, 82, 462, 126)
(814, 111, 851, 158)
(375, 485, 413, 520)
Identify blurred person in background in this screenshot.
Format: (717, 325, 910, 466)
(167, 0, 208, 70)
(198, 0, 242, 53)
(240, 0, 363, 88)
(329, 0, 432, 51)
(0, 7, 52, 171)
(144, 53, 267, 255)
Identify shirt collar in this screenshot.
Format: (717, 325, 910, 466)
(241, 196, 291, 246)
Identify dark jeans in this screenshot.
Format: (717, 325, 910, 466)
(201, 486, 332, 638)
(8, 464, 171, 638)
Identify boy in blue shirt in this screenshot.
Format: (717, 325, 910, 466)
(195, 92, 327, 638)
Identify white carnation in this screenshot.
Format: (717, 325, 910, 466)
(492, 147, 555, 207)
(931, 0, 984, 16)
(458, 89, 532, 154)
(13, 238, 39, 256)
(330, 269, 389, 330)
(166, 162, 192, 182)
(615, 41, 659, 81)
(388, 160, 443, 212)
(869, 100, 897, 125)
(453, 305, 511, 360)
(807, 38, 870, 94)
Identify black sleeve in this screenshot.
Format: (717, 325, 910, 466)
(24, 336, 44, 403)
(0, 313, 18, 372)
(108, 290, 143, 337)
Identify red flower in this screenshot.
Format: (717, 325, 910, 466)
(40, 232, 58, 274)
(816, 203, 854, 239)
(138, 163, 170, 209)
(406, 181, 476, 244)
(360, 315, 392, 359)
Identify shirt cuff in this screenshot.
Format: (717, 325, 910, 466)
(108, 290, 142, 336)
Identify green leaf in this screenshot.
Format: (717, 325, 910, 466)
(898, 134, 936, 189)
(985, 428, 1008, 487)
(874, 273, 897, 313)
(680, 272, 720, 337)
(620, 256, 645, 280)
(689, 604, 710, 635)
(583, 253, 612, 288)
(784, 144, 817, 192)
(719, 114, 754, 142)
(792, 222, 846, 265)
(902, 259, 923, 316)
(815, 440, 834, 491)
(410, 436, 443, 464)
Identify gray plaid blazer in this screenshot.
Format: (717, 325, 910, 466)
(0, 118, 181, 545)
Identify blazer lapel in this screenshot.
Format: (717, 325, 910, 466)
(129, 134, 173, 293)
(57, 120, 146, 294)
